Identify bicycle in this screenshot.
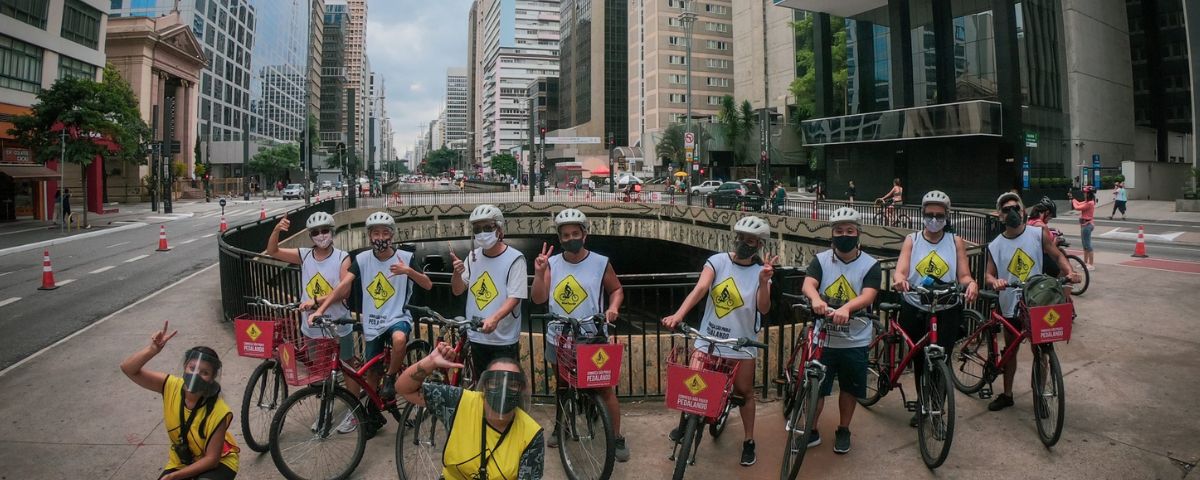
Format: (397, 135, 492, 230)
(268, 312, 431, 480)
(665, 324, 767, 480)
(394, 305, 484, 480)
(776, 293, 875, 479)
(859, 284, 960, 469)
(1049, 229, 1089, 295)
(872, 198, 912, 228)
(533, 312, 623, 480)
(949, 278, 1073, 447)
(235, 296, 300, 453)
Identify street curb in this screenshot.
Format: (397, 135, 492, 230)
(0, 222, 148, 258)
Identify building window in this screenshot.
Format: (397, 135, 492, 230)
(0, 34, 42, 93)
(0, 0, 50, 29)
(61, 0, 102, 49)
(704, 4, 728, 15)
(704, 22, 729, 33)
(708, 95, 721, 105)
(668, 36, 688, 47)
(667, 17, 683, 27)
(58, 55, 96, 80)
(192, 16, 204, 40)
(668, 74, 688, 85)
(706, 40, 729, 50)
(706, 77, 729, 87)
(668, 93, 688, 103)
(667, 0, 685, 8)
(668, 55, 687, 65)
(706, 58, 728, 69)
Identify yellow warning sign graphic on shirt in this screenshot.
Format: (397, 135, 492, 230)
(916, 251, 950, 279)
(823, 275, 858, 303)
(305, 272, 334, 300)
(245, 323, 262, 342)
(684, 373, 709, 395)
(472, 271, 499, 310)
(553, 275, 589, 314)
(591, 348, 610, 368)
(366, 272, 396, 309)
(1043, 308, 1060, 327)
(1006, 248, 1036, 282)
(711, 277, 745, 318)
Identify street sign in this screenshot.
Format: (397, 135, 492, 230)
(219, 199, 227, 208)
(684, 132, 695, 149)
(544, 136, 601, 145)
(1092, 154, 1101, 189)
(691, 163, 699, 171)
(1022, 156, 1030, 189)
(1025, 131, 1038, 148)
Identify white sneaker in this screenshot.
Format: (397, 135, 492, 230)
(335, 411, 358, 434)
(1087, 265, 1096, 271)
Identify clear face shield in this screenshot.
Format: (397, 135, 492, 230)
(181, 349, 222, 397)
(477, 369, 529, 421)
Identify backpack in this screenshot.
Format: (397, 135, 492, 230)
(1023, 274, 1067, 307)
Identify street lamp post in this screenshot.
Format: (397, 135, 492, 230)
(59, 122, 66, 232)
(679, 1, 697, 186)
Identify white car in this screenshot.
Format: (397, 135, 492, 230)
(281, 183, 305, 199)
(616, 174, 643, 186)
(689, 180, 722, 195)
(320, 180, 332, 190)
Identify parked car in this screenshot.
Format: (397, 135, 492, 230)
(705, 181, 767, 210)
(689, 180, 723, 195)
(281, 183, 306, 200)
(738, 179, 766, 197)
(320, 180, 333, 191)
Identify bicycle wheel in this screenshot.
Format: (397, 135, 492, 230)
(872, 212, 885, 226)
(917, 360, 955, 469)
(672, 415, 701, 480)
(396, 402, 447, 480)
(558, 391, 616, 480)
(1067, 255, 1090, 295)
(709, 398, 733, 438)
(269, 385, 367, 480)
(950, 318, 990, 394)
(896, 213, 912, 229)
(780, 378, 819, 480)
(859, 336, 888, 407)
(242, 359, 287, 453)
(1032, 344, 1066, 447)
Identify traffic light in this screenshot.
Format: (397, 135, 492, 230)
(699, 168, 705, 175)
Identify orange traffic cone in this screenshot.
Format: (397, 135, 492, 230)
(259, 202, 267, 220)
(1131, 225, 1149, 257)
(38, 249, 58, 290)
(811, 201, 819, 220)
(156, 225, 171, 252)
(219, 215, 228, 233)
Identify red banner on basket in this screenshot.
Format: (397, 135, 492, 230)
(574, 343, 623, 388)
(279, 343, 298, 382)
(665, 364, 728, 417)
(234, 318, 275, 359)
(1028, 303, 1074, 344)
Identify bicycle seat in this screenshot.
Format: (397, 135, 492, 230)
(877, 302, 902, 312)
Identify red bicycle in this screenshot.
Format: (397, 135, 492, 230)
(859, 284, 963, 469)
(950, 278, 1072, 447)
(394, 305, 484, 480)
(268, 311, 432, 480)
(235, 296, 300, 453)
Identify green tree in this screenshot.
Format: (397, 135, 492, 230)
(249, 143, 300, 184)
(790, 14, 849, 122)
(490, 153, 519, 178)
(7, 63, 150, 226)
(421, 147, 458, 175)
(657, 123, 686, 168)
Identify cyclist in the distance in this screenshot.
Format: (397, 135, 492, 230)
(662, 216, 778, 467)
(530, 209, 628, 461)
(876, 178, 904, 225)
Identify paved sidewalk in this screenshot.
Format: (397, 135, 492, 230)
(0, 255, 1197, 479)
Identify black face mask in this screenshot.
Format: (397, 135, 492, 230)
(832, 235, 859, 253)
(371, 239, 391, 252)
(1004, 210, 1023, 228)
(562, 238, 584, 254)
(735, 242, 759, 260)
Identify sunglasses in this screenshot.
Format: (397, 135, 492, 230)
(472, 224, 497, 234)
(1000, 205, 1022, 214)
(309, 228, 331, 236)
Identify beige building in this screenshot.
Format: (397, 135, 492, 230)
(732, 1, 799, 114)
(630, 0, 734, 174)
(338, 0, 368, 161)
(105, 13, 207, 202)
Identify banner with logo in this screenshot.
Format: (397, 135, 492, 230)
(574, 343, 623, 388)
(234, 317, 275, 359)
(1028, 303, 1074, 344)
(279, 343, 298, 383)
(665, 364, 728, 417)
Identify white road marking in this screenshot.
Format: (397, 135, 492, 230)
(0, 226, 50, 237)
(0, 271, 13, 277)
(124, 254, 149, 263)
(55, 279, 76, 286)
(89, 266, 115, 274)
(106, 241, 130, 248)
(0, 297, 20, 308)
(0, 222, 148, 258)
(180, 239, 198, 245)
(201, 233, 215, 238)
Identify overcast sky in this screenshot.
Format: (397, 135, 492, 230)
(367, 0, 471, 158)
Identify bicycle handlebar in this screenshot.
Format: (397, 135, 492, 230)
(676, 324, 769, 350)
(244, 295, 300, 310)
(980, 277, 1072, 301)
(405, 304, 483, 330)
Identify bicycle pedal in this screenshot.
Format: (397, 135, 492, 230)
(772, 377, 789, 386)
(729, 395, 746, 408)
(904, 400, 919, 412)
(979, 386, 993, 400)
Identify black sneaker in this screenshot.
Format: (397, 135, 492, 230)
(987, 393, 1014, 411)
(909, 413, 919, 428)
(615, 436, 630, 462)
(669, 427, 682, 443)
(379, 374, 397, 400)
(740, 440, 756, 466)
(805, 429, 821, 448)
(833, 427, 851, 454)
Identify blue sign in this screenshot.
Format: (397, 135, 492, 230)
(1092, 154, 1101, 189)
(1022, 156, 1030, 189)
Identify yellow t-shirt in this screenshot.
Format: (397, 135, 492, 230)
(161, 375, 240, 472)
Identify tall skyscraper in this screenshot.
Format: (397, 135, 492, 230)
(731, 1, 799, 113)
(557, 0, 628, 167)
(467, 1, 484, 167)
(307, 0, 325, 119)
(445, 67, 469, 154)
(346, 0, 367, 162)
(320, 2, 348, 151)
(247, 0, 311, 150)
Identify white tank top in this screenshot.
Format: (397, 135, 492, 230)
(987, 225, 1043, 317)
(465, 245, 526, 346)
(695, 253, 763, 359)
(354, 249, 415, 341)
(816, 250, 877, 349)
(903, 232, 960, 311)
(300, 248, 351, 338)
(546, 251, 609, 347)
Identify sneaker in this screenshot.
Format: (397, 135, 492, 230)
(547, 428, 560, 448)
(740, 440, 756, 466)
(379, 374, 397, 400)
(615, 436, 630, 462)
(806, 429, 821, 448)
(335, 411, 358, 434)
(988, 393, 1015, 411)
(669, 427, 682, 443)
(909, 413, 919, 428)
(833, 427, 851, 454)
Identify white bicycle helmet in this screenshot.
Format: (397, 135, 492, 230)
(365, 211, 395, 232)
(554, 208, 589, 230)
(306, 211, 335, 230)
(733, 215, 770, 239)
(922, 190, 951, 209)
(469, 204, 504, 226)
(829, 207, 861, 226)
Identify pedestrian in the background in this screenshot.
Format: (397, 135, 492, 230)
(52, 189, 61, 223)
(816, 182, 827, 202)
(846, 180, 856, 202)
(771, 181, 787, 215)
(1070, 186, 1097, 270)
(1110, 181, 1127, 220)
(275, 180, 283, 194)
(61, 188, 71, 222)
